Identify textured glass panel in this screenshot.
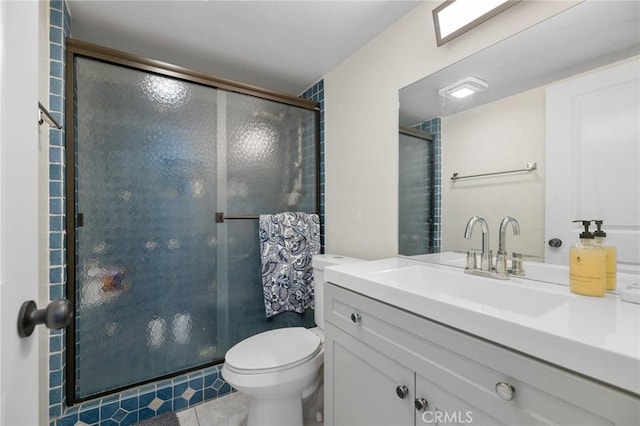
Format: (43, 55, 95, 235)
(399, 132, 434, 256)
(73, 57, 318, 401)
(74, 58, 219, 398)
(224, 93, 316, 346)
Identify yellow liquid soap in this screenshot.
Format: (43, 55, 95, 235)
(569, 242, 606, 297)
(593, 221, 617, 291)
(603, 245, 617, 291)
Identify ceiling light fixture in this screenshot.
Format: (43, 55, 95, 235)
(433, 0, 518, 46)
(438, 76, 488, 99)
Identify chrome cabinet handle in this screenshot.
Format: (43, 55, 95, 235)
(395, 385, 409, 399)
(495, 382, 515, 401)
(414, 398, 429, 412)
(350, 313, 361, 324)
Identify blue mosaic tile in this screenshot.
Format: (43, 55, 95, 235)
(112, 408, 128, 422)
(173, 381, 188, 397)
(121, 411, 139, 426)
(50, 8, 62, 27)
(78, 407, 99, 424)
(50, 335, 62, 352)
(50, 370, 62, 387)
(139, 390, 156, 407)
(173, 397, 188, 412)
(139, 408, 155, 422)
(50, 60, 63, 78)
(204, 387, 217, 401)
(157, 401, 172, 415)
(56, 413, 77, 426)
(49, 352, 61, 371)
(49, 164, 62, 180)
(100, 401, 119, 420)
(49, 404, 61, 419)
(49, 249, 62, 265)
(49, 93, 62, 112)
(49, 265, 62, 284)
(156, 386, 172, 401)
(189, 375, 203, 391)
(120, 396, 138, 412)
(49, 77, 62, 97)
(50, 0, 63, 12)
(188, 389, 203, 406)
(49, 26, 63, 45)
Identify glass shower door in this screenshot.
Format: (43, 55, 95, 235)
(220, 92, 317, 347)
(74, 57, 220, 399)
(71, 55, 319, 402)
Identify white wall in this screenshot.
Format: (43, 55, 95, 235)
(441, 87, 546, 260)
(0, 1, 41, 425)
(323, 0, 578, 260)
(38, 3, 51, 424)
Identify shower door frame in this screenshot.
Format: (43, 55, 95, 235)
(64, 38, 321, 405)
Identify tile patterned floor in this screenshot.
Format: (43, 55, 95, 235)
(176, 392, 323, 426)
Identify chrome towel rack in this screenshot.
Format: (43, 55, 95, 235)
(216, 212, 260, 223)
(38, 102, 62, 129)
(451, 162, 537, 181)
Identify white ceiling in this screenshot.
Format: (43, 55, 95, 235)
(67, 0, 422, 95)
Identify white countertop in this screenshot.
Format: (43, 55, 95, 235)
(324, 257, 640, 395)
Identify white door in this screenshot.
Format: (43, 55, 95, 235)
(545, 59, 640, 273)
(0, 2, 41, 425)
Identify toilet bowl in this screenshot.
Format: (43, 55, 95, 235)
(221, 254, 362, 426)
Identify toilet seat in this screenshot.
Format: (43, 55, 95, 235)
(225, 327, 322, 375)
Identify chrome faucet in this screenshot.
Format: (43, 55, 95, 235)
(498, 216, 520, 254)
(464, 216, 491, 271)
(497, 216, 520, 274)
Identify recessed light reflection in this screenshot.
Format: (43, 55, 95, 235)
(140, 74, 190, 109)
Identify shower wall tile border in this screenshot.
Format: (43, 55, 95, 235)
(300, 79, 325, 251)
(412, 117, 442, 253)
(53, 365, 232, 426)
(48, 0, 69, 422)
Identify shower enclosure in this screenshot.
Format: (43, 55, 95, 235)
(65, 40, 319, 403)
(398, 128, 436, 256)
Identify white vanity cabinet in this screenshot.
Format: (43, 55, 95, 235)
(324, 283, 640, 426)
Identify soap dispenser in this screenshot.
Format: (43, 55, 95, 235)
(569, 220, 606, 297)
(593, 220, 617, 291)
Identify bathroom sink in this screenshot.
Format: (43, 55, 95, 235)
(369, 265, 572, 318)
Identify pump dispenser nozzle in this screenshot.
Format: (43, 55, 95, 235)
(573, 220, 594, 239)
(593, 220, 607, 237)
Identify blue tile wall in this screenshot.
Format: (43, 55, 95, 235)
(412, 118, 442, 252)
(48, 1, 69, 422)
(48, 2, 324, 423)
(300, 80, 325, 251)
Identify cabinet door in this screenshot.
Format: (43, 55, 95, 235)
(415, 373, 502, 426)
(324, 323, 414, 426)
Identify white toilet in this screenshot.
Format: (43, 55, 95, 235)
(221, 254, 362, 426)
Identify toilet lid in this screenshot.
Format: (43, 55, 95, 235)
(225, 327, 321, 372)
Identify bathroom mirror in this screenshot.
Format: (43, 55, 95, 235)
(398, 1, 640, 276)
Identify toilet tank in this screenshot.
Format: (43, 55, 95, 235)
(312, 254, 363, 329)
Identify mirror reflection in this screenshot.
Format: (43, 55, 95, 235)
(398, 1, 640, 279)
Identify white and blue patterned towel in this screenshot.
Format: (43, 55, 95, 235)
(259, 212, 321, 318)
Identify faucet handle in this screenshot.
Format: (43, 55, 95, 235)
(509, 252, 525, 275)
(481, 250, 492, 271)
(496, 252, 508, 275)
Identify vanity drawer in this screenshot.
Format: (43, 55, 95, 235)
(325, 283, 640, 425)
